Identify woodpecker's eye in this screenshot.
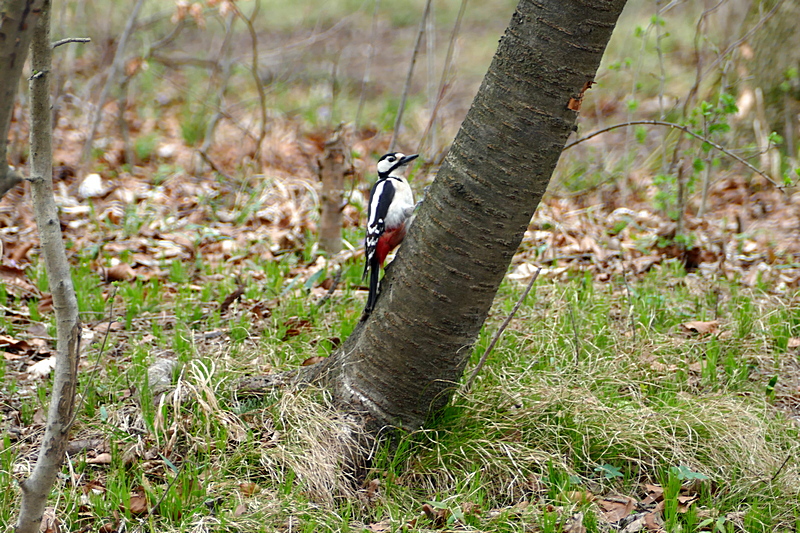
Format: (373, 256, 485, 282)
(387, 156, 396, 162)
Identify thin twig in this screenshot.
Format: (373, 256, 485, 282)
(564, 120, 780, 187)
(621, 267, 637, 343)
(700, 0, 783, 84)
(80, 0, 144, 164)
(355, 0, 381, 130)
(68, 286, 117, 428)
(198, 149, 233, 181)
(199, 12, 237, 160)
(418, 0, 468, 155)
(51, 37, 90, 49)
(316, 268, 343, 308)
(464, 268, 540, 391)
(128, 461, 187, 533)
(568, 301, 580, 364)
(769, 453, 791, 484)
(389, 0, 432, 152)
(235, 0, 268, 165)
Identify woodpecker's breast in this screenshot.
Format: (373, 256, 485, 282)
(382, 178, 414, 229)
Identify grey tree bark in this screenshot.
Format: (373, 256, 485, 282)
(317, 126, 351, 255)
(244, 0, 630, 436)
(15, 1, 82, 532)
(0, 0, 46, 199)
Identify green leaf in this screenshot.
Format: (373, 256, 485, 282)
(671, 465, 708, 481)
(768, 131, 784, 146)
(595, 463, 624, 479)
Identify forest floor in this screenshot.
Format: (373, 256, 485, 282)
(2, 0, 800, 531)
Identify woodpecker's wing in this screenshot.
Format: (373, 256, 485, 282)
(367, 179, 396, 229)
(364, 178, 395, 266)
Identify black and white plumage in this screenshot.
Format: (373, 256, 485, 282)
(363, 152, 418, 315)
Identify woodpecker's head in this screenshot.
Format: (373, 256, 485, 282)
(377, 152, 418, 179)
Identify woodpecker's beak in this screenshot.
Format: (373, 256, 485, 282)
(399, 154, 419, 166)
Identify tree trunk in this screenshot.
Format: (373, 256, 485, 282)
(299, 0, 629, 433)
(317, 126, 351, 255)
(16, 2, 82, 532)
(0, 0, 46, 199)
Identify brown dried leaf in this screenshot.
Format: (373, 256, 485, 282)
(86, 452, 113, 465)
(365, 478, 380, 500)
(39, 507, 59, 533)
(641, 484, 664, 505)
(677, 494, 699, 513)
(128, 487, 149, 516)
(92, 320, 124, 333)
(239, 482, 260, 496)
(301, 356, 326, 366)
(219, 286, 245, 314)
(680, 320, 719, 335)
(104, 263, 137, 282)
(567, 490, 596, 504)
(0, 334, 30, 352)
(788, 337, 800, 349)
(598, 495, 635, 523)
(366, 520, 392, 533)
(233, 503, 247, 517)
(0, 264, 36, 291)
(37, 294, 54, 314)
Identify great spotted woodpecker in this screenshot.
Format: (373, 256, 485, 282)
(363, 152, 418, 315)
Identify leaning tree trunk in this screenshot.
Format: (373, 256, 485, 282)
(295, 0, 630, 433)
(239, 0, 628, 441)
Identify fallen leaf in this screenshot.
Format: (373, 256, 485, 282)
(788, 337, 800, 349)
(567, 490, 595, 504)
(37, 294, 54, 314)
(233, 503, 247, 517)
(0, 264, 36, 291)
(39, 506, 59, 533)
(598, 495, 635, 523)
(92, 320, 124, 333)
(564, 512, 586, 533)
(365, 520, 392, 532)
(86, 452, 113, 465)
(0, 334, 30, 352)
(641, 483, 664, 505)
(680, 320, 719, 335)
(301, 356, 326, 366)
(127, 487, 149, 516)
(219, 286, 245, 314)
(239, 482, 260, 496)
(103, 263, 137, 282)
(677, 493, 699, 513)
(28, 356, 57, 378)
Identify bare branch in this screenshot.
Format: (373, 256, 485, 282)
(355, 0, 381, 130)
(389, 0, 432, 152)
(80, 0, 145, 164)
(464, 268, 540, 391)
(418, 0, 468, 155)
(565, 120, 780, 187)
(234, 0, 268, 165)
(51, 37, 90, 49)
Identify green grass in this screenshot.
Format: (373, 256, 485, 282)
(4, 1, 800, 531)
(2, 256, 800, 532)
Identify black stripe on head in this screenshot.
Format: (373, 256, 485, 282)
(377, 152, 418, 178)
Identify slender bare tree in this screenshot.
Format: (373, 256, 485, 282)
(244, 0, 630, 437)
(0, 0, 46, 199)
(15, 1, 82, 532)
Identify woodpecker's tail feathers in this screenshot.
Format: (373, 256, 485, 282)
(364, 255, 380, 315)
